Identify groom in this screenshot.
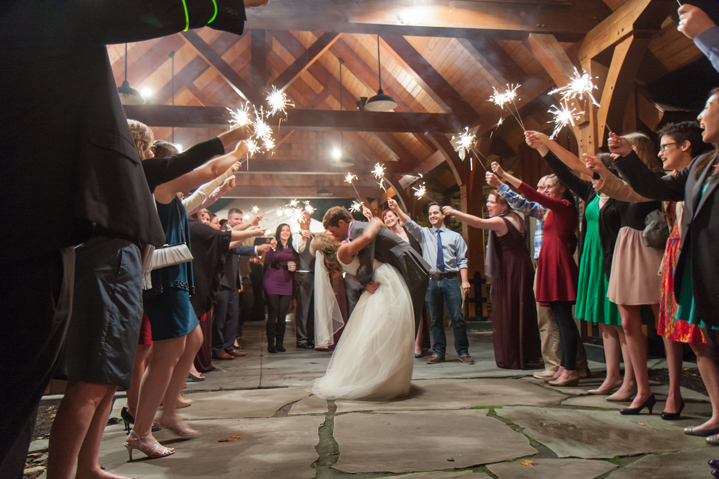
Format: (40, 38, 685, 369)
(323, 206, 430, 331)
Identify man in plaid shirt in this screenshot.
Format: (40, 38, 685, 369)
(489, 173, 589, 380)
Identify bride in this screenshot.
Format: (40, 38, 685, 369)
(311, 217, 415, 400)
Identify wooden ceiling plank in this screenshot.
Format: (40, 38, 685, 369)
(457, 37, 529, 86)
(251, 29, 269, 89)
(381, 35, 479, 123)
(152, 57, 210, 106)
(275, 32, 342, 92)
(181, 29, 262, 104)
(246, 1, 613, 42)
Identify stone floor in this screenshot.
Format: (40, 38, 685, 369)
(38, 321, 719, 478)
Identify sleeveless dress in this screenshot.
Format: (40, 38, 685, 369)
(575, 197, 622, 326)
(489, 216, 541, 369)
(312, 257, 415, 400)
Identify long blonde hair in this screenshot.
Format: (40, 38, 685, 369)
(625, 132, 663, 173)
(127, 119, 154, 159)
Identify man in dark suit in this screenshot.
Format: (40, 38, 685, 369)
(214, 208, 271, 359)
(323, 206, 430, 331)
(0, 1, 262, 476)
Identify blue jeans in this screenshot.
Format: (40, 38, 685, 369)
(426, 277, 469, 357)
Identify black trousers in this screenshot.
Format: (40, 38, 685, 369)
(0, 247, 75, 479)
(266, 294, 291, 343)
(550, 301, 579, 371)
(294, 272, 315, 346)
(212, 286, 239, 356)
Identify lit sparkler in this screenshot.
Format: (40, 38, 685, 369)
(548, 68, 600, 107)
(251, 205, 260, 214)
(276, 208, 285, 218)
(303, 201, 316, 215)
(253, 112, 272, 141)
(349, 200, 363, 214)
(372, 162, 387, 191)
(227, 103, 252, 128)
(243, 213, 251, 221)
(263, 136, 275, 152)
(412, 183, 426, 199)
(266, 86, 294, 117)
(344, 172, 363, 203)
(451, 126, 489, 172)
(548, 102, 581, 140)
(289, 199, 299, 208)
(488, 84, 525, 131)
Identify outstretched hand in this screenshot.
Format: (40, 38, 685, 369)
(220, 176, 236, 192)
(584, 154, 610, 176)
(485, 172, 502, 188)
(362, 206, 374, 221)
(251, 212, 265, 227)
(441, 206, 457, 217)
(230, 140, 250, 160)
(491, 161, 505, 178)
(607, 133, 633, 157)
(219, 126, 253, 151)
(678, 4, 716, 39)
(387, 197, 399, 211)
(525, 130, 549, 150)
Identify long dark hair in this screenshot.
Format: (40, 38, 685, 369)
(695, 87, 719, 179)
(274, 223, 294, 252)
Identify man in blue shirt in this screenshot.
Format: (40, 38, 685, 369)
(678, 4, 719, 73)
(389, 199, 474, 365)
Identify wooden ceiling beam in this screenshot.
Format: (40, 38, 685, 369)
(123, 105, 462, 132)
(372, 132, 417, 164)
(246, 1, 613, 42)
(457, 36, 529, 86)
(152, 57, 210, 106)
(124, 35, 187, 87)
(250, 29, 269, 89)
(228, 159, 412, 175)
(426, 132, 466, 187)
(181, 30, 262, 104)
(275, 32, 342, 92)
(381, 35, 479, 123)
(224, 185, 388, 199)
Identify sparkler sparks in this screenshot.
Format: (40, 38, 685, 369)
(276, 208, 285, 218)
(412, 183, 426, 199)
(251, 205, 260, 214)
(372, 162, 387, 191)
(289, 199, 299, 208)
(488, 84, 525, 131)
(548, 102, 581, 140)
(451, 127, 476, 160)
(344, 173, 357, 184)
(266, 86, 294, 117)
(548, 68, 600, 107)
(349, 200, 363, 213)
(303, 201, 316, 215)
(243, 214, 251, 221)
(227, 103, 252, 128)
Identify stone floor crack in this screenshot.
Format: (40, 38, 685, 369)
(312, 400, 340, 478)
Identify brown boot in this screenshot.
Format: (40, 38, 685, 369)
(426, 354, 445, 364)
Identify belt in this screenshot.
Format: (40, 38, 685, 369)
(297, 270, 312, 273)
(430, 272, 457, 280)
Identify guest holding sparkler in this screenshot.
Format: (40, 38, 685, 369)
(678, 4, 719, 73)
(491, 161, 580, 385)
(442, 191, 541, 369)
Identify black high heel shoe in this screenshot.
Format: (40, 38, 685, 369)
(661, 399, 685, 420)
(121, 407, 161, 432)
(620, 394, 656, 415)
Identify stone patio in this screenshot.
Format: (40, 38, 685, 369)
(36, 321, 718, 478)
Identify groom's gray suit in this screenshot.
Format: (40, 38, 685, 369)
(349, 221, 430, 332)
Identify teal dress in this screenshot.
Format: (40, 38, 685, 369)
(676, 183, 718, 330)
(575, 197, 622, 326)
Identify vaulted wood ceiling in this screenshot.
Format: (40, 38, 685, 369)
(114, 0, 702, 198)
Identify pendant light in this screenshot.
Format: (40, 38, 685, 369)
(335, 57, 354, 167)
(118, 43, 144, 106)
(316, 185, 333, 197)
(364, 35, 397, 112)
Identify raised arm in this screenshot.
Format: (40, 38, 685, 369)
(678, 5, 719, 73)
(184, 163, 239, 215)
(489, 172, 548, 220)
(526, 130, 592, 176)
(442, 206, 508, 235)
(387, 198, 409, 224)
(337, 218, 383, 264)
(609, 133, 687, 202)
(228, 227, 266, 249)
(585, 155, 651, 203)
(540, 150, 594, 203)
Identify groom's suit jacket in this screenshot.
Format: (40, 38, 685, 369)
(349, 222, 430, 331)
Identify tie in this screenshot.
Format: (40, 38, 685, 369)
(436, 229, 445, 272)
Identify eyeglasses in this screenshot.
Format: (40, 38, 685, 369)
(659, 142, 678, 152)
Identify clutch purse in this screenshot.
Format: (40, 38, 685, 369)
(150, 202, 194, 270)
(642, 209, 669, 250)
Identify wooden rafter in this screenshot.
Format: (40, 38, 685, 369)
(246, 0, 613, 41)
(275, 32, 342, 92)
(250, 29, 269, 88)
(457, 37, 528, 86)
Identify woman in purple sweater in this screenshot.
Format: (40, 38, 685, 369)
(264, 223, 298, 352)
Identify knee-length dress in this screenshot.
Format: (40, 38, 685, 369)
(518, 183, 579, 305)
(489, 214, 541, 369)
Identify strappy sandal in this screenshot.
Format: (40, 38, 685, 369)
(158, 416, 199, 438)
(123, 430, 175, 461)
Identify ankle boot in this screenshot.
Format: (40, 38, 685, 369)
(276, 338, 286, 352)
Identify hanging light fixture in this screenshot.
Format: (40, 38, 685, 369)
(316, 185, 333, 197)
(118, 43, 144, 105)
(335, 57, 354, 167)
(364, 35, 397, 112)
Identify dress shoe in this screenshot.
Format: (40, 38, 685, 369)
(426, 354, 445, 364)
(711, 467, 719, 477)
(228, 350, 247, 357)
(587, 378, 623, 396)
(578, 368, 592, 379)
(685, 425, 719, 437)
(533, 370, 558, 380)
(213, 352, 234, 360)
(620, 394, 656, 415)
(708, 435, 719, 446)
(708, 459, 719, 468)
(297, 343, 315, 349)
(458, 354, 475, 365)
(661, 399, 685, 420)
(548, 377, 579, 387)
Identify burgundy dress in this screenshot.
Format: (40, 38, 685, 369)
(518, 182, 579, 305)
(489, 215, 541, 369)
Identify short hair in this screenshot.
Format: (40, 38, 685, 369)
(323, 206, 352, 229)
(656, 121, 709, 158)
(428, 202, 440, 210)
(152, 140, 179, 159)
(488, 190, 510, 210)
(381, 208, 396, 221)
(218, 218, 226, 225)
(127, 119, 154, 159)
(227, 208, 243, 218)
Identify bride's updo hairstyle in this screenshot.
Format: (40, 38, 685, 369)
(311, 233, 343, 278)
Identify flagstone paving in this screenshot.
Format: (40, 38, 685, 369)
(55, 322, 718, 479)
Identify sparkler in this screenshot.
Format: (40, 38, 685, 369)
(349, 200, 364, 213)
(548, 68, 600, 107)
(412, 183, 427, 199)
(450, 126, 490, 172)
(251, 205, 260, 214)
(548, 102, 581, 140)
(344, 172, 363, 203)
(303, 201, 316, 215)
(372, 162, 387, 191)
(489, 84, 525, 131)
(227, 103, 252, 128)
(266, 86, 294, 118)
(243, 213, 252, 221)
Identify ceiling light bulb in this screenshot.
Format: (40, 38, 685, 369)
(332, 148, 342, 160)
(141, 88, 153, 98)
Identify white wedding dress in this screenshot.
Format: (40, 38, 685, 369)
(312, 257, 415, 400)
